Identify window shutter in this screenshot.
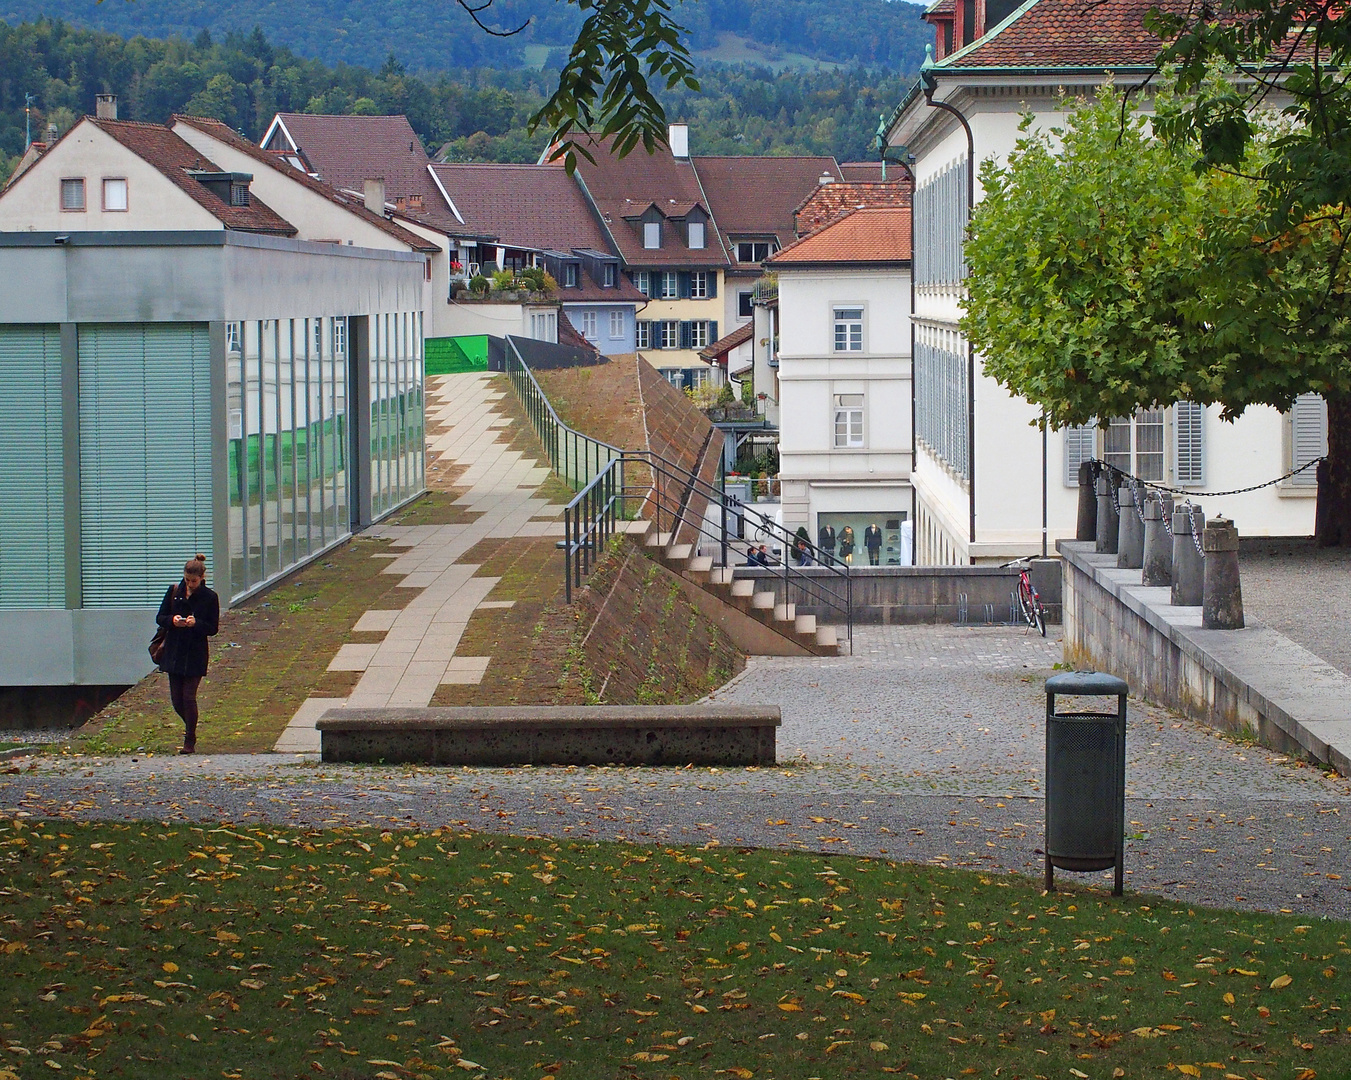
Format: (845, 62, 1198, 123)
(708, 321, 718, 345)
(1290, 393, 1328, 486)
(79, 324, 214, 607)
(1063, 424, 1097, 487)
(1173, 401, 1205, 486)
(0, 326, 65, 608)
(678, 272, 691, 299)
(679, 321, 692, 350)
(707, 272, 718, 298)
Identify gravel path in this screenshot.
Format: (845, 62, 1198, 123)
(1241, 537, 1351, 677)
(4, 626, 1348, 920)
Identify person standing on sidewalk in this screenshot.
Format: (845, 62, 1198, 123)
(155, 553, 219, 755)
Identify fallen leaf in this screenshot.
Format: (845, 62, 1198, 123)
(1294, 1071, 1316, 1080)
(1131, 1027, 1161, 1038)
(725, 1069, 753, 1079)
(632, 1052, 669, 1062)
(869, 1041, 888, 1051)
(239, 979, 266, 990)
(1223, 992, 1235, 1005)
(454, 1061, 483, 1072)
(1071, 1071, 1089, 1079)
(777, 1003, 802, 1012)
(161, 962, 179, 974)
(1270, 974, 1292, 989)
(1176, 1066, 1201, 1078)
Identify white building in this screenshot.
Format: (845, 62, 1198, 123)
(765, 208, 914, 564)
(886, 0, 1328, 565)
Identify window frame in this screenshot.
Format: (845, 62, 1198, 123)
(738, 291, 754, 319)
(1103, 409, 1165, 482)
(688, 221, 706, 249)
(658, 321, 679, 350)
(563, 263, 579, 288)
(689, 321, 710, 349)
(832, 306, 865, 353)
(60, 177, 86, 212)
(833, 393, 866, 449)
(608, 309, 625, 339)
(636, 320, 651, 350)
(643, 221, 661, 249)
(660, 271, 680, 300)
(689, 271, 708, 299)
(634, 270, 650, 297)
(579, 310, 598, 339)
(603, 263, 617, 288)
(101, 177, 128, 212)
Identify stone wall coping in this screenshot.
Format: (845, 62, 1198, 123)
(1058, 539, 1351, 774)
(317, 705, 782, 732)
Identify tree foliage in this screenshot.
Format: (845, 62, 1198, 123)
(962, 88, 1351, 431)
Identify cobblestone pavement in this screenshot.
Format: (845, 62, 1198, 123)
(1241, 538, 1351, 678)
(4, 626, 1348, 920)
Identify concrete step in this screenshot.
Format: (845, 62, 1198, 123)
(774, 602, 796, 623)
(751, 591, 776, 611)
(646, 531, 673, 549)
(730, 579, 755, 599)
(794, 613, 817, 635)
(622, 519, 653, 537)
(665, 543, 694, 562)
(816, 625, 839, 649)
(707, 567, 735, 586)
(686, 556, 714, 583)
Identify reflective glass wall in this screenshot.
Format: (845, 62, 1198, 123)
(370, 311, 424, 519)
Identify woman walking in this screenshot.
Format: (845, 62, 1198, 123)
(155, 553, 220, 755)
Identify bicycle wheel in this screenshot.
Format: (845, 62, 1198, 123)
(1019, 578, 1047, 637)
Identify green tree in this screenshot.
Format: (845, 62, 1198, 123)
(1146, 0, 1351, 543)
(963, 89, 1349, 519)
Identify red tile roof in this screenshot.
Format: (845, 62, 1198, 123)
(838, 161, 891, 182)
(941, 0, 1187, 68)
(766, 208, 912, 266)
(558, 263, 647, 304)
(698, 320, 753, 362)
(174, 116, 440, 253)
(570, 135, 730, 268)
(91, 118, 296, 235)
(692, 156, 841, 246)
(428, 162, 612, 254)
(793, 179, 913, 236)
(270, 113, 434, 199)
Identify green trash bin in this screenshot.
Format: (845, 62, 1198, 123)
(1044, 671, 1128, 896)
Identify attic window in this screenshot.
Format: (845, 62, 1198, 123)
(643, 221, 661, 249)
(230, 182, 250, 207)
(604, 264, 617, 288)
(737, 241, 773, 263)
(102, 178, 128, 212)
(61, 178, 86, 212)
(563, 263, 579, 287)
(688, 221, 705, 249)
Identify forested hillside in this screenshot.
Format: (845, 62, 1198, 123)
(0, 20, 917, 180)
(0, 0, 931, 73)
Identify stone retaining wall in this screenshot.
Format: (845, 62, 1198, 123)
(1060, 540, 1351, 774)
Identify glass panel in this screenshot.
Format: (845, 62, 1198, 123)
(261, 320, 281, 580)
(334, 319, 349, 533)
(227, 322, 246, 595)
(1135, 408, 1164, 481)
(1103, 416, 1132, 475)
(246, 321, 264, 587)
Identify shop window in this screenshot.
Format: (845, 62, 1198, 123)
(817, 512, 909, 566)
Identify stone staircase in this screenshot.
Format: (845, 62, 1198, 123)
(627, 520, 843, 657)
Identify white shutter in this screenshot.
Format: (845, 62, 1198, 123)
(79, 324, 213, 606)
(1173, 401, 1205, 486)
(1290, 393, 1327, 486)
(1063, 424, 1097, 487)
(0, 326, 65, 608)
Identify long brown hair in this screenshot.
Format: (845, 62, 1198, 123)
(184, 553, 206, 578)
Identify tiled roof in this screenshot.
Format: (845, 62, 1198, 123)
(270, 113, 434, 200)
(427, 162, 612, 253)
(174, 116, 440, 252)
(793, 179, 912, 236)
(558, 311, 602, 359)
(570, 135, 730, 267)
(940, 0, 1186, 69)
(926, 0, 956, 14)
(91, 118, 296, 235)
(558, 262, 647, 304)
(692, 156, 842, 246)
(838, 161, 890, 182)
(766, 208, 912, 266)
(698, 320, 753, 362)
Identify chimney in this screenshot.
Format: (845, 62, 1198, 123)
(95, 94, 118, 120)
(364, 178, 386, 215)
(819, 172, 835, 185)
(46, 122, 58, 142)
(667, 123, 689, 159)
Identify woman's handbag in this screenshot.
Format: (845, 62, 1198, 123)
(148, 585, 177, 665)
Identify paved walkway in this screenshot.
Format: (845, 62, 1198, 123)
(274, 373, 562, 751)
(1241, 538, 1351, 678)
(10, 626, 1348, 919)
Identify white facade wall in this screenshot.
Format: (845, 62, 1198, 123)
(898, 85, 1315, 564)
(775, 267, 913, 552)
(0, 124, 223, 233)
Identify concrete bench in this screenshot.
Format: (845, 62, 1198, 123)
(317, 704, 781, 766)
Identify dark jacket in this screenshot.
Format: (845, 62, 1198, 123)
(864, 525, 883, 551)
(155, 581, 220, 678)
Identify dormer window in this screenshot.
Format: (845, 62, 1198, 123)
(604, 263, 617, 288)
(230, 182, 250, 207)
(688, 221, 705, 249)
(563, 263, 579, 287)
(644, 221, 661, 249)
(737, 240, 774, 263)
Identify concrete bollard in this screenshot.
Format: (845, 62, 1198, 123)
(1116, 484, 1144, 569)
(1141, 494, 1173, 586)
(1171, 504, 1205, 606)
(1095, 472, 1119, 554)
(1076, 461, 1098, 541)
(1202, 516, 1244, 629)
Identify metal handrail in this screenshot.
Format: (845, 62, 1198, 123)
(504, 336, 623, 492)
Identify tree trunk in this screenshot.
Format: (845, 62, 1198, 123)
(1315, 389, 1351, 546)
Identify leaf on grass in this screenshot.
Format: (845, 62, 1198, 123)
(1293, 1070, 1316, 1080)
(161, 962, 178, 974)
(777, 1002, 802, 1012)
(1269, 974, 1292, 989)
(690, 1004, 709, 1013)
(632, 1052, 669, 1062)
(1223, 992, 1235, 1004)
(1131, 1027, 1161, 1038)
(724, 1069, 753, 1079)
(869, 1041, 888, 1051)
(454, 1060, 483, 1071)
(1071, 1070, 1089, 1079)
(1175, 1066, 1201, 1078)
(215, 930, 240, 944)
(239, 979, 266, 990)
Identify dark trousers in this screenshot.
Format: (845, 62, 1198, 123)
(868, 549, 880, 565)
(168, 674, 202, 748)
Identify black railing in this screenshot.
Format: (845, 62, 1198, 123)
(504, 335, 622, 491)
(505, 341, 853, 651)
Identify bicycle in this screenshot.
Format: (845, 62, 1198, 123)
(1003, 559, 1047, 636)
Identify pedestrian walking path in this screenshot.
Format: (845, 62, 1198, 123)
(274, 373, 563, 751)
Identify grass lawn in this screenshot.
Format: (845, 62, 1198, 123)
(1, 819, 1345, 1079)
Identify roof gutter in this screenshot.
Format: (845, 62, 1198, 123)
(922, 68, 978, 561)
